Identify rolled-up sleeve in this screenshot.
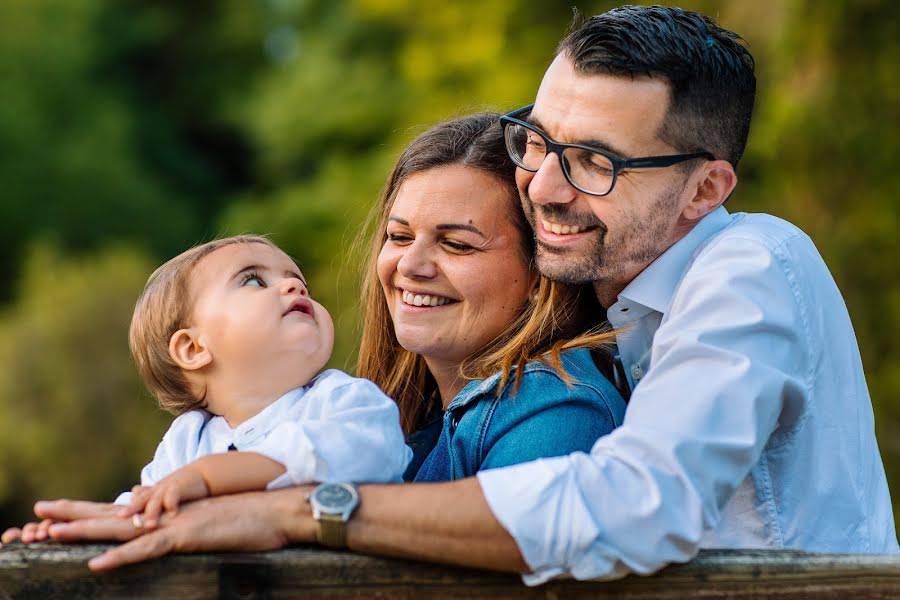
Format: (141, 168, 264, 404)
(479, 233, 810, 584)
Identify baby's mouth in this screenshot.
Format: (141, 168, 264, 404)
(401, 290, 454, 307)
(285, 297, 314, 317)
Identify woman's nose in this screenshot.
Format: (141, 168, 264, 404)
(396, 242, 437, 279)
(526, 152, 577, 206)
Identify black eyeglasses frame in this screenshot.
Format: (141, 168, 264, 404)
(500, 104, 716, 197)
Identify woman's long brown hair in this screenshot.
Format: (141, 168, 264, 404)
(356, 113, 617, 437)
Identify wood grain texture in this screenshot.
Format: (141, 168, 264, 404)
(2, 544, 899, 599)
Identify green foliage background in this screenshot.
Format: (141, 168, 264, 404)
(1, 0, 898, 528)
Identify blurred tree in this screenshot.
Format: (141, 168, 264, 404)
(0, 244, 170, 524)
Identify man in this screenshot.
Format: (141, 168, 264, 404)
(10, 5, 897, 582)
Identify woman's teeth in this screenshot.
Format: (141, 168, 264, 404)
(402, 290, 451, 307)
(542, 218, 585, 235)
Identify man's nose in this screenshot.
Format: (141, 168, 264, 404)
(524, 152, 578, 206)
(396, 241, 438, 279)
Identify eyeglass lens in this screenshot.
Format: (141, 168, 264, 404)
(504, 123, 615, 195)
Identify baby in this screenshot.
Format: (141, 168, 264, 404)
(107, 234, 411, 529)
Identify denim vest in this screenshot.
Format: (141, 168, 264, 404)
(405, 348, 626, 482)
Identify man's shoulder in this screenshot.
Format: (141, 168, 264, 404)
(705, 211, 809, 253)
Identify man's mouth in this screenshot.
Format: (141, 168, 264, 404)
(540, 218, 594, 236)
(401, 290, 454, 307)
(285, 298, 314, 317)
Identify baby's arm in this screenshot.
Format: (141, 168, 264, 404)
(121, 453, 285, 528)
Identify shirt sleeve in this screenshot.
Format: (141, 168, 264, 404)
(254, 372, 412, 488)
(478, 233, 811, 584)
(112, 411, 209, 505)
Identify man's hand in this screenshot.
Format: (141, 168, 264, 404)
(119, 467, 210, 530)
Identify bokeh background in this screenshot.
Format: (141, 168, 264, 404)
(1, 0, 898, 529)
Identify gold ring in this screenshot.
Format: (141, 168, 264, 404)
(132, 514, 144, 531)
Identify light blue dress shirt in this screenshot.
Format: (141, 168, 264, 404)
(478, 207, 898, 584)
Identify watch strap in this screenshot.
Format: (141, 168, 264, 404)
(316, 513, 348, 548)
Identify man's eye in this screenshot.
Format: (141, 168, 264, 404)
(525, 133, 546, 151)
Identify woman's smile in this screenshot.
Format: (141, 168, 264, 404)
(400, 289, 456, 307)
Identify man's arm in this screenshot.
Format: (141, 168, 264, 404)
(345, 479, 527, 572)
(37, 478, 528, 573)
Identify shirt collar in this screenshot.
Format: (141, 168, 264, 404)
(616, 206, 732, 315)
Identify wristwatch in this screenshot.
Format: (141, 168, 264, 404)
(307, 482, 360, 549)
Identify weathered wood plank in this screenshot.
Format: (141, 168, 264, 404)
(1, 543, 899, 599)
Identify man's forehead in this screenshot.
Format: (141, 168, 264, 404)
(531, 54, 670, 151)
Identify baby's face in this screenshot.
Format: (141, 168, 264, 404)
(185, 242, 334, 394)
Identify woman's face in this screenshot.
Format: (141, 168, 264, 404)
(377, 164, 536, 372)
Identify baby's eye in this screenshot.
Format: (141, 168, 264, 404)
(241, 272, 267, 288)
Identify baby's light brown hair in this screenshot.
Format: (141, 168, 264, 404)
(129, 235, 279, 415)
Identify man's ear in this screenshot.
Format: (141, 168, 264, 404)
(169, 329, 213, 371)
(683, 160, 737, 221)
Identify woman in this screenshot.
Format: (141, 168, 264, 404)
(1, 114, 625, 566)
(357, 113, 625, 481)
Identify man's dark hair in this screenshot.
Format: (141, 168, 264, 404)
(557, 5, 756, 168)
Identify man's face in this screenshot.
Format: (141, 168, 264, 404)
(517, 54, 697, 304)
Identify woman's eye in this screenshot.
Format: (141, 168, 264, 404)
(387, 233, 412, 244)
(443, 240, 474, 252)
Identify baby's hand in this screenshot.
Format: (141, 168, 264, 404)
(119, 468, 210, 530)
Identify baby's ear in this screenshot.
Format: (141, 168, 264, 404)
(169, 329, 212, 371)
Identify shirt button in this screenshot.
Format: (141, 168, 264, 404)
(631, 365, 643, 380)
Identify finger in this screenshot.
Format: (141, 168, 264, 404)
(162, 487, 181, 515)
(35, 499, 119, 521)
(1, 527, 23, 544)
(88, 530, 174, 572)
(143, 493, 164, 529)
(48, 517, 141, 542)
(122, 490, 150, 517)
(34, 519, 54, 541)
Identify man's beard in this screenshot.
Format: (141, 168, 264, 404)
(521, 187, 682, 286)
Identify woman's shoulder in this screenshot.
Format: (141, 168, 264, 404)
(454, 348, 624, 420)
(513, 348, 623, 405)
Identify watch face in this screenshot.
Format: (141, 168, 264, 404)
(313, 484, 355, 509)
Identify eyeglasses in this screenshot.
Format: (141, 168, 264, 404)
(500, 104, 715, 197)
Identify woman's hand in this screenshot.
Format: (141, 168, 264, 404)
(37, 489, 310, 571)
(1, 500, 120, 545)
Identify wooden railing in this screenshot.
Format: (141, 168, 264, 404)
(2, 543, 900, 598)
